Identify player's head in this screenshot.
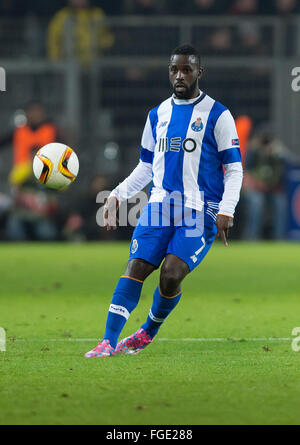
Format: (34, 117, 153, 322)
(169, 44, 203, 100)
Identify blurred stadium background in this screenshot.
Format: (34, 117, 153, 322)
(0, 0, 300, 242)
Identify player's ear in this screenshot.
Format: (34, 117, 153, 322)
(198, 67, 204, 80)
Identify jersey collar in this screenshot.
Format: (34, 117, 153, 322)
(171, 91, 206, 106)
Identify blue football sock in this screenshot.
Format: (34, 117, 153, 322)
(141, 286, 182, 338)
(103, 276, 143, 348)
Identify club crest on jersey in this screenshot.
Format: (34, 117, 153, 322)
(191, 117, 203, 132)
(131, 239, 138, 254)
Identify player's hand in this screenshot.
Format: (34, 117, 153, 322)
(216, 214, 234, 246)
(103, 196, 119, 231)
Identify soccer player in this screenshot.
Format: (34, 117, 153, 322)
(85, 44, 243, 358)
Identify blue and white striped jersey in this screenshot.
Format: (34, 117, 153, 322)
(140, 92, 242, 212)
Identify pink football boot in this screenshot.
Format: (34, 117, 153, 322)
(84, 339, 115, 358)
(115, 328, 153, 355)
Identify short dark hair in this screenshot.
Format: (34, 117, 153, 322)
(171, 44, 201, 67)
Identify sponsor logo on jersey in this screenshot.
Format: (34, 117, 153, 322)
(158, 137, 197, 153)
(232, 138, 240, 146)
(191, 117, 203, 132)
(131, 238, 138, 254)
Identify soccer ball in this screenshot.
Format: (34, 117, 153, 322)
(33, 143, 79, 190)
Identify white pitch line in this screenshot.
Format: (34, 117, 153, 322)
(159, 337, 291, 342)
(13, 337, 292, 343)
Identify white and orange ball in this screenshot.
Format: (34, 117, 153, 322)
(33, 143, 79, 190)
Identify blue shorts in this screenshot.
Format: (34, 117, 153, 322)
(129, 202, 217, 272)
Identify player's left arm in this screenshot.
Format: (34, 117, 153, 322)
(214, 109, 243, 246)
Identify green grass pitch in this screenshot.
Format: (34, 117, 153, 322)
(0, 241, 299, 425)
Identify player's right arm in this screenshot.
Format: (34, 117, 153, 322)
(104, 113, 155, 230)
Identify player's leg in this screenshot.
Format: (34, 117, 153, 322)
(124, 258, 156, 281)
(151, 209, 217, 336)
(84, 259, 156, 358)
(85, 202, 173, 358)
(101, 259, 156, 346)
(115, 254, 189, 354)
(115, 209, 217, 354)
(140, 254, 189, 337)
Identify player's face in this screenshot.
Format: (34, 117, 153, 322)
(169, 55, 203, 99)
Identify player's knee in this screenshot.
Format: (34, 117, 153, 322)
(159, 266, 182, 296)
(124, 258, 156, 282)
(159, 276, 179, 297)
